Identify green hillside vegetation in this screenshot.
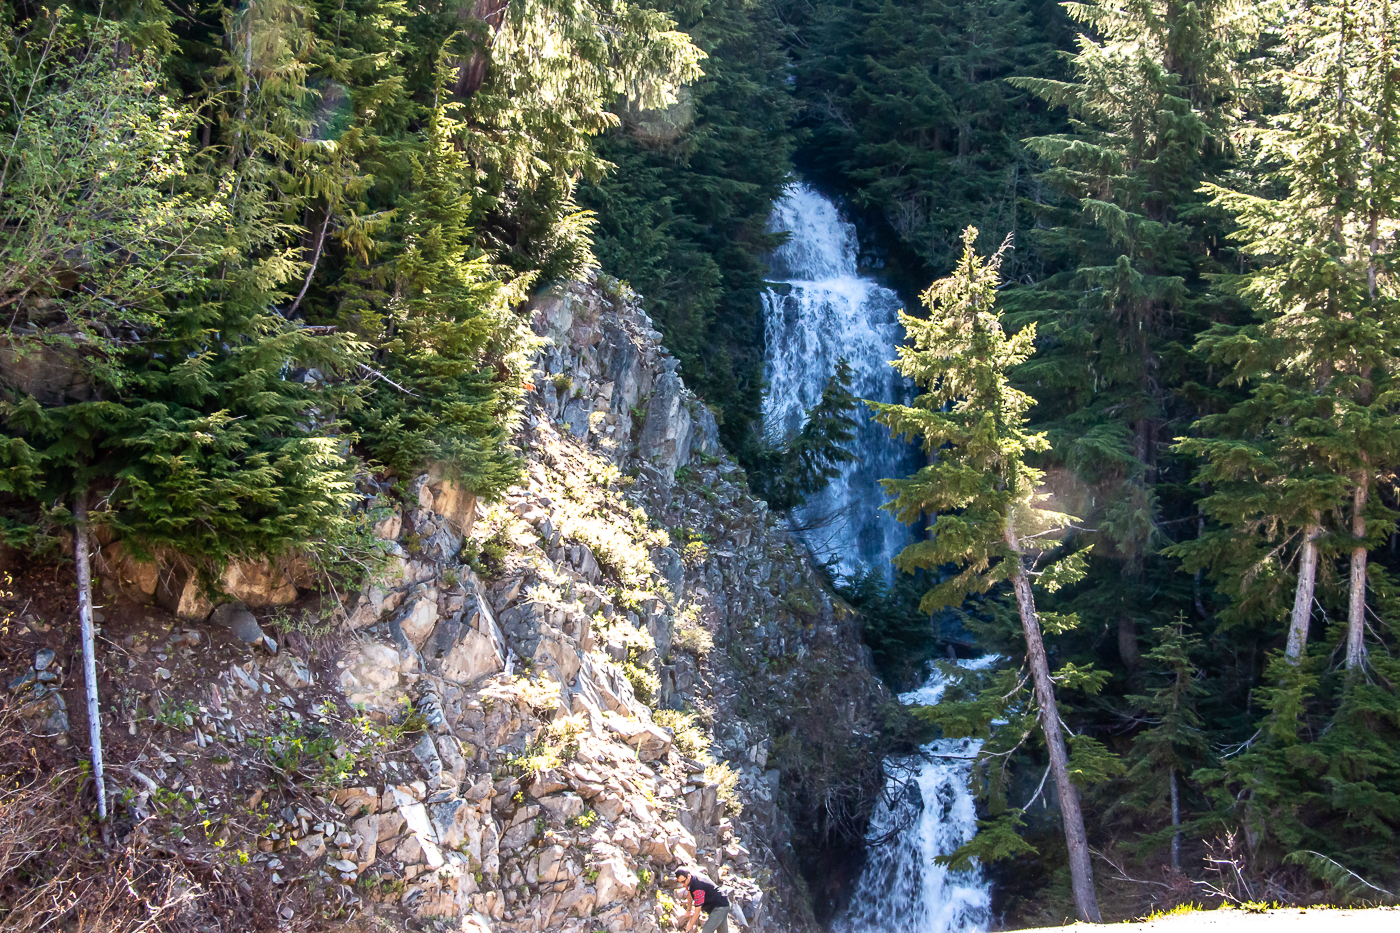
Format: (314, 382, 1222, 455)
(0, 0, 700, 560)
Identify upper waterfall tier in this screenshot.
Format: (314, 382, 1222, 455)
(761, 184, 919, 580)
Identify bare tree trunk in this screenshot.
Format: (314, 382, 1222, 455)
(1005, 522, 1103, 924)
(74, 491, 107, 822)
(1347, 470, 1368, 670)
(454, 0, 510, 97)
(1193, 503, 1207, 619)
(1170, 767, 1181, 871)
(1118, 614, 1141, 674)
(1285, 519, 1321, 661)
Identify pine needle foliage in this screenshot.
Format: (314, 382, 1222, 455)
(0, 17, 356, 565)
(871, 227, 1070, 611)
(748, 359, 859, 512)
(580, 0, 796, 450)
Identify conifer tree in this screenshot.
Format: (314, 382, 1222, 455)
(749, 359, 859, 511)
(0, 17, 358, 816)
(346, 85, 533, 495)
(1175, 0, 1400, 669)
(1121, 619, 1209, 870)
(873, 226, 1104, 923)
(1005, 0, 1248, 671)
(0, 16, 356, 568)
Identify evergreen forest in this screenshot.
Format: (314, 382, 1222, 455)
(2, 0, 1400, 923)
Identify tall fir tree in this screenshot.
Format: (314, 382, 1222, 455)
(1119, 620, 1210, 870)
(1003, 0, 1249, 676)
(872, 226, 1109, 923)
(345, 88, 533, 494)
(1173, 0, 1400, 667)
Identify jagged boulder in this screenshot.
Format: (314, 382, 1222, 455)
(426, 578, 507, 685)
(638, 371, 693, 483)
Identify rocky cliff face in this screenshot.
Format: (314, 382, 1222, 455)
(3, 276, 887, 933)
(329, 276, 888, 931)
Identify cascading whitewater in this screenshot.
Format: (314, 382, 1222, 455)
(836, 665, 992, 933)
(761, 183, 990, 932)
(761, 184, 919, 580)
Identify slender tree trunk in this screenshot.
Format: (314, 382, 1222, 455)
(74, 491, 107, 822)
(1170, 767, 1181, 872)
(1118, 614, 1141, 674)
(1347, 468, 1368, 670)
(1005, 522, 1103, 924)
(454, 0, 510, 96)
(1193, 502, 1207, 619)
(1285, 518, 1321, 661)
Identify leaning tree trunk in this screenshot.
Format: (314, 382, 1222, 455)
(1347, 468, 1369, 671)
(1285, 518, 1322, 662)
(1005, 522, 1103, 924)
(74, 492, 107, 822)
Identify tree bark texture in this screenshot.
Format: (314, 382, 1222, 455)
(1347, 471, 1368, 670)
(454, 0, 509, 97)
(1118, 614, 1141, 674)
(1005, 523, 1103, 924)
(1170, 767, 1181, 872)
(74, 492, 107, 821)
(1286, 520, 1321, 661)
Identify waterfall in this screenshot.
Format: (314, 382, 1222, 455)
(761, 184, 991, 932)
(761, 184, 919, 580)
(836, 665, 993, 933)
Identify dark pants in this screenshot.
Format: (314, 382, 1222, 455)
(700, 905, 730, 933)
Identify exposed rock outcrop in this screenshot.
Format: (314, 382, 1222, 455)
(319, 276, 888, 932)
(50, 274, 885, 933)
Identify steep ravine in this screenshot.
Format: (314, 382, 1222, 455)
(1, 274, 889, 933)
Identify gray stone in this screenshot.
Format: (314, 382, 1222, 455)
(435, 733, 467, 788)
(562, 398, 592, 437)
(637, 372, 693, 484)
(498, 819, 538, 853)
(540, 793, 585, 824)
(536, 844, 568, 884)
(393, 592, 440, 650)
(413, 734, 443, 789)
(270, 653, 313, 689)
(690, 401, 721, 460)
(429, 798, 472, 849)
(33, 649, 55, 671)
(425, 584, 506, 685)
(208, 602, 266, 645)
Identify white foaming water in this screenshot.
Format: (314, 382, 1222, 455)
(761, 184, 919, 580)
(762, 184, 989, 932)
(836, 663, 993, 933)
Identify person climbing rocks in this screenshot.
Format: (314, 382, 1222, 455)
(674, 866, 730, 933)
